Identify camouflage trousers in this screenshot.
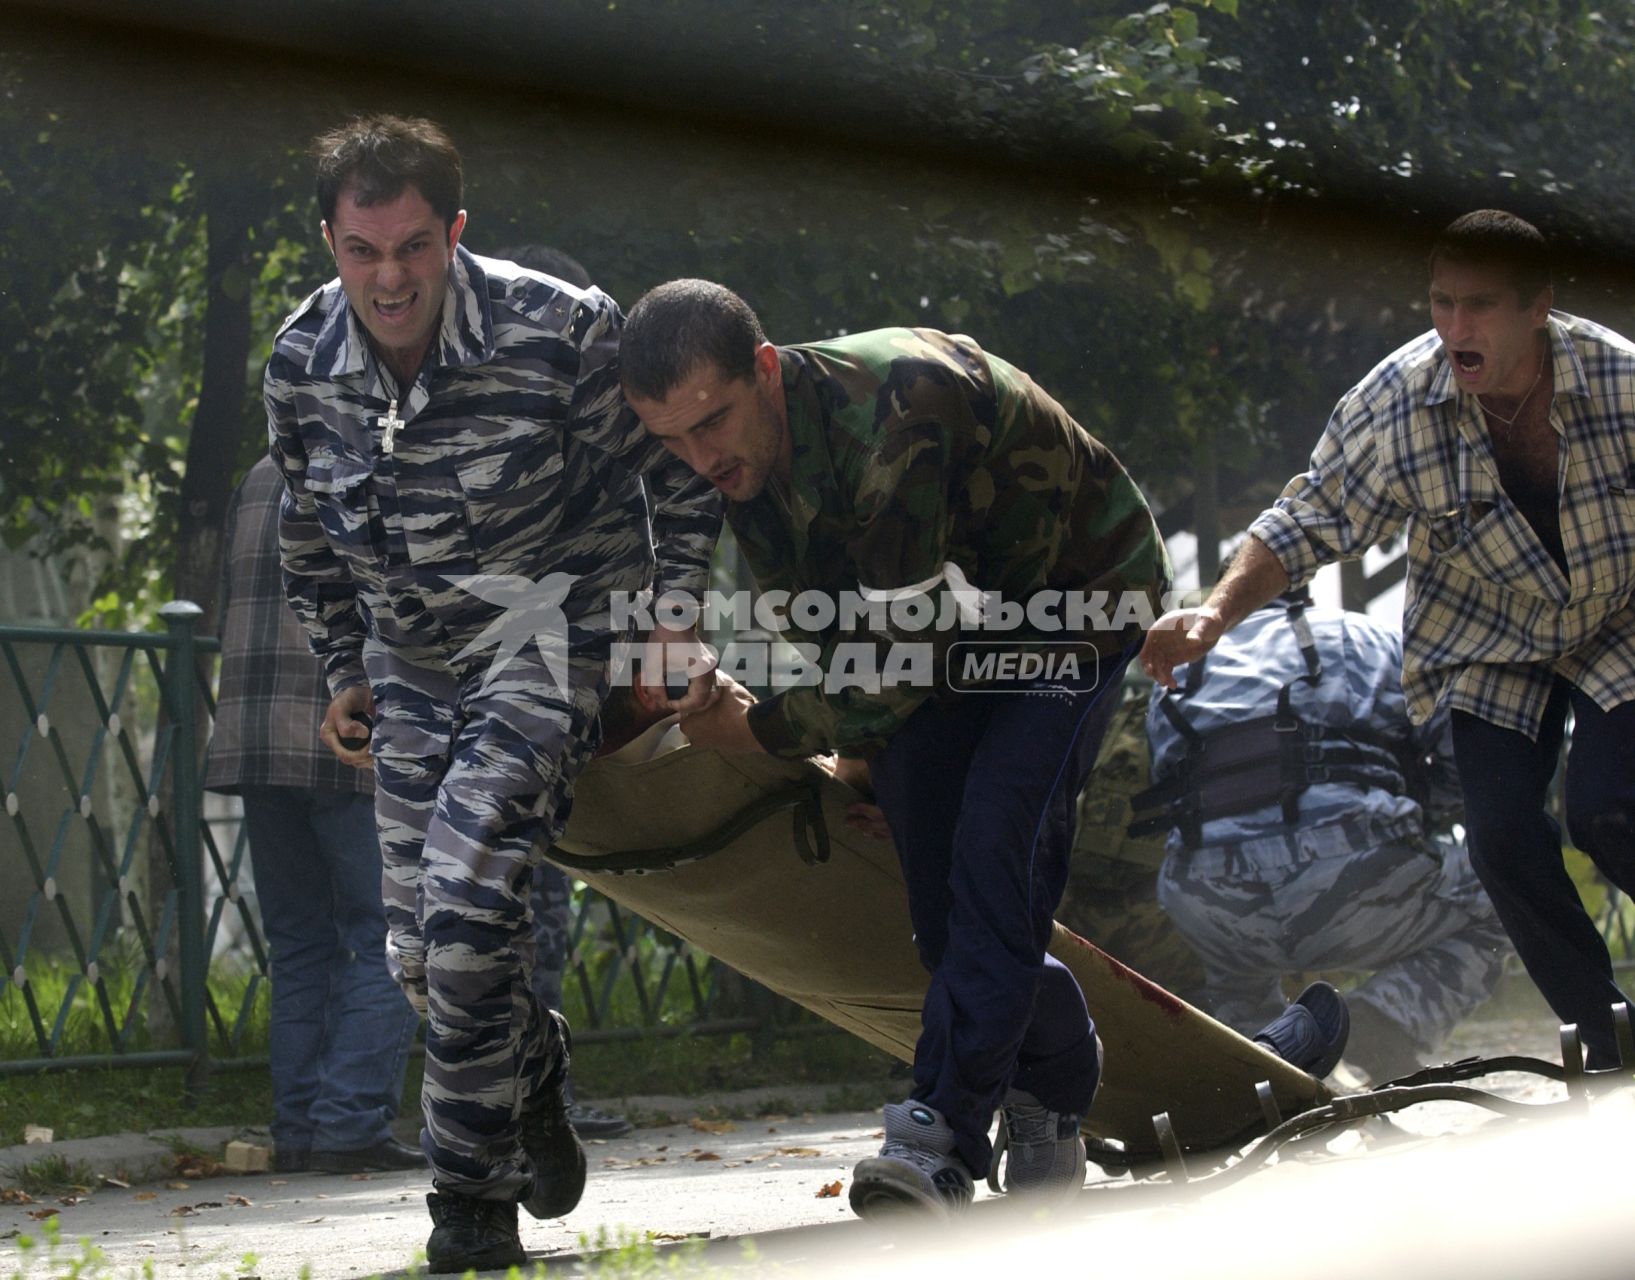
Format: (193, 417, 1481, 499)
(1156, 818, 1509, 1054)
(367, 643, 607, 1199)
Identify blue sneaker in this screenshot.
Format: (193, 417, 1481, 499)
(849, 1101, 976, 1219)
(1253, 981, 1351, 1078)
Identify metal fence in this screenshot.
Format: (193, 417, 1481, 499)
(5, 608, 1632, 1096)
(0, 608, 803, 1093)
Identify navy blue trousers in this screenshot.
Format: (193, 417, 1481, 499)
(1452, 680, 1635, 1069)
(868, 652, 1130, 1175)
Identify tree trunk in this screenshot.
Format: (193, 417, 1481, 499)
(173, 161, 261, 629)
(147, 161, 262, 1059)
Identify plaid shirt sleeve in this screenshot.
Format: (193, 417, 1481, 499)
(1250, 358, 1419, 589)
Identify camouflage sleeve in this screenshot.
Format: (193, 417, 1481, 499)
(746, 422, 956, 758)
(566, 292, 723, 602)
(1247, 391, 1409, 589)
(265, 361, 369, 698)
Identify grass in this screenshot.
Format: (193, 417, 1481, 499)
(4, 1153, 99, 1197)
(0, 1064, 277, 1149)
(0, 951, 269, 1063)
(3, 1218, 767, 1280)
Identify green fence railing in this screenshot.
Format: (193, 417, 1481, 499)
(1, 606, 812, 1094)
(1, 604, 218, 1093)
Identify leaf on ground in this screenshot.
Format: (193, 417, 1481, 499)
(688, 1117, 735, 1134)
(0, 1188, 36, 1204)
(169, 1205, 196, 1217)
(56, 1195, 84, 1206)
(228, 1194, 252, 1207)
(133, 1192, 157, 1202)
(164, 1181, 190, 1191)
(816, 1181, 842, 1198)
(100, 1175, 130, 1189)
(687, 1149, 721, 1162)
(173, 1155, 222, 1179)
(777, 1147, 822, 1157)
(651, 1230, 708, 1241)
(26, 1208, 59, 1220)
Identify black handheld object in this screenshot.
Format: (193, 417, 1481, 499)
(338, 711, 374, 752)
(665, 670, 690, 702)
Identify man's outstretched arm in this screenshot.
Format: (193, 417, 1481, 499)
(1139, 536, 1289, 688)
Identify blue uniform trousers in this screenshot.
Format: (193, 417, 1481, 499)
(867, 651, 1130, 1176)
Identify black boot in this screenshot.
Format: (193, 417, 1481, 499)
(424, 1190, 524, 1274)
(520, 1008, 587, 1219)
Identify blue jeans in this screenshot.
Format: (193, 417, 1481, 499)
(1452, 680, 1635, 1068)
(867, 650, 1132, 1176)
(241, 787, 420, 1154)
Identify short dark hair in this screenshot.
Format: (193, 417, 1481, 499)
(620, 279, 765, 400)
(1428, 209, 1552, 305)
(311, 115, 463, 231)
(493, 244, 593, 289)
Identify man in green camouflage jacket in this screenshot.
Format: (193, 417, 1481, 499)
(620, 280, 1170, 1217)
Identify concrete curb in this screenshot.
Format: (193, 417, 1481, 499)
(0, 1080, 891, 1191)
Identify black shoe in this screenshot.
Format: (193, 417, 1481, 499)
(520, 1010, 587, 1219)
(425, 1190, 524, 1274)
(567, 1102, 633, 1139)
(311, 1137, 426, 1174)
(1253, 981, 1351, 1079)
(273, 1148, 310, 1174)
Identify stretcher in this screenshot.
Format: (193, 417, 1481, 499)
(547, 722, 1330, 1164)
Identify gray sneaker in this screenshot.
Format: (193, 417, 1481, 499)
(999, 1088, 1085, 1199)
(849, 1101, 976, 1219)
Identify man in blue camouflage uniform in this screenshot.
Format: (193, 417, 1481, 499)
(267, 117, 720, 1272)
(1143, 210, 1635, 1073)
(619, 279, 1171, 1217)
(1139, 584, 1508, 1081)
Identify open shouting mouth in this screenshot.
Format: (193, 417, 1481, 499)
(1452, 349, 1486, 377)
(374, 292, 418, 323)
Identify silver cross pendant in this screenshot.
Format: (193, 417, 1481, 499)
(379, 399, 403, 456)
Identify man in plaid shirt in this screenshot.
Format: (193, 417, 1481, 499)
(1142, 210, 1635, 1070)
(206, 456, 422, 1174)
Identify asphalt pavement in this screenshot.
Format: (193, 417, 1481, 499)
(4, 993, 1631, 1279)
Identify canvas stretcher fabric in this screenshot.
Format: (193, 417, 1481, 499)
(548, 721, 1328, 1160)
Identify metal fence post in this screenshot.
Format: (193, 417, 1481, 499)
(160, 600, 210, 1102)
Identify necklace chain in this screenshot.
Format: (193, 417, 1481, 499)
(1478, 355, 1546, 428)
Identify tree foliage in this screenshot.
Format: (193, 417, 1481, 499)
(3, 0, 1635, 621)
